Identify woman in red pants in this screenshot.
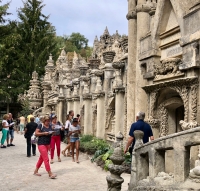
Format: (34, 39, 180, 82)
(50, 115, 64, 164)
(33, 116, 56, 179)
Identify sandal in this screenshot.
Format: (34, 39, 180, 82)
(67, 153, 72, 157)
(50, 160, 54, 164)
(58, 158, 61, 162)
(33, 173, 41, 176)
(61, 150, 66, 157)
(49, 174, 57, 179)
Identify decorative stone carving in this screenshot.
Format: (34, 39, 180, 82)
(154, 58, 183, 80)
(126, 10, 137, 20)
(19, 71, 43, 110)
(106, 132, 125, 191)
(103, 51, 116, 63)
(191, 85, 198, 122)
(158, 104, 168, 137)
(190, 146, 200, 182)
(120, 35, 128, 54)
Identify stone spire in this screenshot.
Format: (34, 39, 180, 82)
(103, 26, 110, 36)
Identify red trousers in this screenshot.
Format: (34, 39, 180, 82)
(36, 145, 51, 172)
(50, 135, 61, 159)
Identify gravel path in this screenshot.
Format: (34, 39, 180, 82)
(0, 132, 130, 191)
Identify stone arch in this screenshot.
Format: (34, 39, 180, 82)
(149, 87, 187, 137)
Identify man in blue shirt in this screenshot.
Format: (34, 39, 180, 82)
(124, 111, 154, 153)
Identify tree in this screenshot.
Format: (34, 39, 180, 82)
(16, 0, 57, 77)
(0, 0, 10, 23)
(55, 33, 92, 60)
(68, 32, 88, 50)
(0, 0, 57, 103)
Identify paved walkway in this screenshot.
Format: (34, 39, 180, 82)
(0, 132, 130, 191)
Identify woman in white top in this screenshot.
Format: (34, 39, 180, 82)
(61, 114, 72, 157)
(69, 118, 81, 163)
(1, 114, 10, 148)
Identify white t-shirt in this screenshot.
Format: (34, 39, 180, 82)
(69, 125, 80, 138)
(65, 120, 71, 130)
(2, 120, 9, 130)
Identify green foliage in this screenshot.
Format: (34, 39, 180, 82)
(0, 0, 11, 23)
(80, 134, 94, 142)
(54, 33, 92, 60)
(0, 0, 57, 103)
(104, 159, 113, 171)
(80, 135, 110, 155)
(102, 149, 114, 161)
(124, 152, 132, 164)
(18, 97, 32, 117)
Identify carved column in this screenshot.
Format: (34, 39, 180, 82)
(127, 0, 137, 132)
(58, 84, 65, 123)
(113, 61, 125, 138)
(135, 0, 151, 113)
(72, 79, 80, 116)
(102, 51, 115, 95)
(83, 93, 93, 135)
(66, 84, 73, 114)
(114, 88, 125, 138)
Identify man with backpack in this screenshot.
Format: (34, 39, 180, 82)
(124, 111, 154, 154)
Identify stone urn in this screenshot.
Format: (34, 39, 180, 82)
(103, 51, 116, 63)
(79, 65, 89, 76)
(89, 58, 100, 70)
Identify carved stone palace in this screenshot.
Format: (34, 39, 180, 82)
(20, 0, 200, 190)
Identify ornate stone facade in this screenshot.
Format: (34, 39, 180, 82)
(20, 1, 200, 189)
(23, 28, 127, 140)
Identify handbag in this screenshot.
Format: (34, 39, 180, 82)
(31, 134, 38, 145)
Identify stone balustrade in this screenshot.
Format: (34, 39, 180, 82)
(129, 128, 200, 191)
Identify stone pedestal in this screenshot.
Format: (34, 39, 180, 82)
(83, 94, 93, 135)
(128, 130, 144, 191)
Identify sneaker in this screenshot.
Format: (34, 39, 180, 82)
(7, 144, 10, 147)
(1, 145, 6, 148)
(10, 144, 15, 146)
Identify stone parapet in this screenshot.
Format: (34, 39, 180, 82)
(128, 127, 200, 190)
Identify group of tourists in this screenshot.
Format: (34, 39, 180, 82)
(1, 110, 81, 179)
(23, 110, 81, 179)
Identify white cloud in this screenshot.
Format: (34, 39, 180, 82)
(8, 0, 128, 46)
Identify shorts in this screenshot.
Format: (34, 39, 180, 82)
(7, 129, 14, 139)
(70, 137, 80, 142)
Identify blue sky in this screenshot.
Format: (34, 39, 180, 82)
(8, 0, 128, 46)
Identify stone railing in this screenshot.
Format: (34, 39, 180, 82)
(128, 127, 200, 191)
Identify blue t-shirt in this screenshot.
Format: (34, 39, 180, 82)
(129, 119, 153, 148)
